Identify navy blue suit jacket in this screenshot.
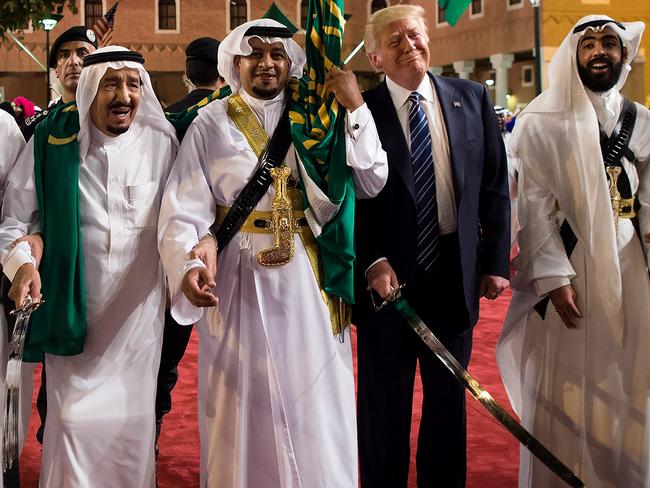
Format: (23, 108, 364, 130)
(354, 74, 510, 331)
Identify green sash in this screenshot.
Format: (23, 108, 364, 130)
(165, 85, 232, 140)
(26, 102, 85, 362)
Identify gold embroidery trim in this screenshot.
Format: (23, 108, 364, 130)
(225, 94, 349, 334)
(47, 133, 78, 145)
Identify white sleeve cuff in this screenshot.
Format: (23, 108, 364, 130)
(170, 258, 207, 325)
(1, 242, 35, 282)
(345, 103, 371, 141)
(533, 276, 571, 297)
(365, 257, 388, 276)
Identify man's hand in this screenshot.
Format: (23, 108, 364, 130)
(189, 235, 217, 278)
(12, 233, 44, 268)
(366, 260, 400, 300)
(322, 66, 364, 112)
(549, 284, 582, 329)
(479, 274, 509, 300)
(8, 263, 41, 307)
(181, 267, 218, 308)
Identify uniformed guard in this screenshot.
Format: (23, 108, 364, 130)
(22, 26, 98, 141)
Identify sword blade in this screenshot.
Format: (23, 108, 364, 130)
(2, 298, 42, 472)
(343, 40, 364, 66)
(392, 296, 584, 488)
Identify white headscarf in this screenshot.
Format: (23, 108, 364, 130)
(521, 15, 644, 116)
(217, 19, 306, 93)
(510, 15, 645, 345)
(76, 45, 178, 159)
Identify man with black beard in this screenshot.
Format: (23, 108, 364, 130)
(497, 15, 650, 487)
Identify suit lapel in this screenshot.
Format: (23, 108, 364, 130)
(374, 81, 416, 202)
(432, 75, 466, 205)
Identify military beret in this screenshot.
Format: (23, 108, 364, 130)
(49, 26, 98, 68)
(185, 37, 220, 64)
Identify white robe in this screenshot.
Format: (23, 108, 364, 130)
(0, 110, 34, 487)
(0, 121, 175, 487)
(497, 90, 650, 487)
(158, 90, 387, 488)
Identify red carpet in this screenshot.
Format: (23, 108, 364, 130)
(19, 291, 517, 487)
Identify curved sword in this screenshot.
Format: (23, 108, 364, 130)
(375, 285, 584, 488)
(2, 296, 43, 472)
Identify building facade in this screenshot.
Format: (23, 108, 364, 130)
(0, 0, 648, 110)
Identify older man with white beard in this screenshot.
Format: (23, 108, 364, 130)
(158, 18, 387, 488)
(0, 46, 177, 487)
(497, 15, 650, 487)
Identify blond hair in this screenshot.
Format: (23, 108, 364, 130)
(363, 4, 428, 54)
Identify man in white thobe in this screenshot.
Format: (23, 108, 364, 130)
(0, 109, 31, 488)
(497, 15, 650, 487)
(158, 19, 387, 488)
(0, 46, 177, 487)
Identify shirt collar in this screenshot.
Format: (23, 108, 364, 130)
(239, 89, 286, 112)
(385, 74, 436, 111)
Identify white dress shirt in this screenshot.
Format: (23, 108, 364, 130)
(386, 74, 457, 234)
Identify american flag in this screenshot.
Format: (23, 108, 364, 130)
(104, 0, 121, 28)
(93, 0, 121, 46)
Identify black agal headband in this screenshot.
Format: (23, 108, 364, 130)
(244, 26, 293, 38)
(573, 19, 625, 35)
(83, 50, 145, 68)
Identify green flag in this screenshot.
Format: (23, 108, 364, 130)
(440, 0, 471, 26)
(288, 0, 356, 307)
(263, 2, 299, 34)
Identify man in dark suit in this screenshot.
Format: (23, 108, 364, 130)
(354, 5, 510, 487)
(165, 37, 224, 113)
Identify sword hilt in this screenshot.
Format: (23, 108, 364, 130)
(369, 283, 405, 311)
(9, 296, 43, 316)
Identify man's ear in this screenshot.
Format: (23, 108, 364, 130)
(622, 46, 628, 64)
(367, 52, 382, 72)
(234, 55, 241, 70)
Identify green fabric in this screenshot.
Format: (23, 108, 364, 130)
(263, 2, 299, 34)
(440, 0, 471, 26)
(26, 102, 85, 362)
(288, 0, 356, 304)
(165, 85, 232, 141)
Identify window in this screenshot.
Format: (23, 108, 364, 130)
(370, 0, 388, 15)
(85, 0, 103, 28)
(230, 0, 247, 29)
(521, 65, 534, 87)
(436, 1, 447, 26)
(507, 0, 524, 10)
(158, 0, 176, 30)
(470, 0, 483, 18)
(300, 0, 309, 30)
